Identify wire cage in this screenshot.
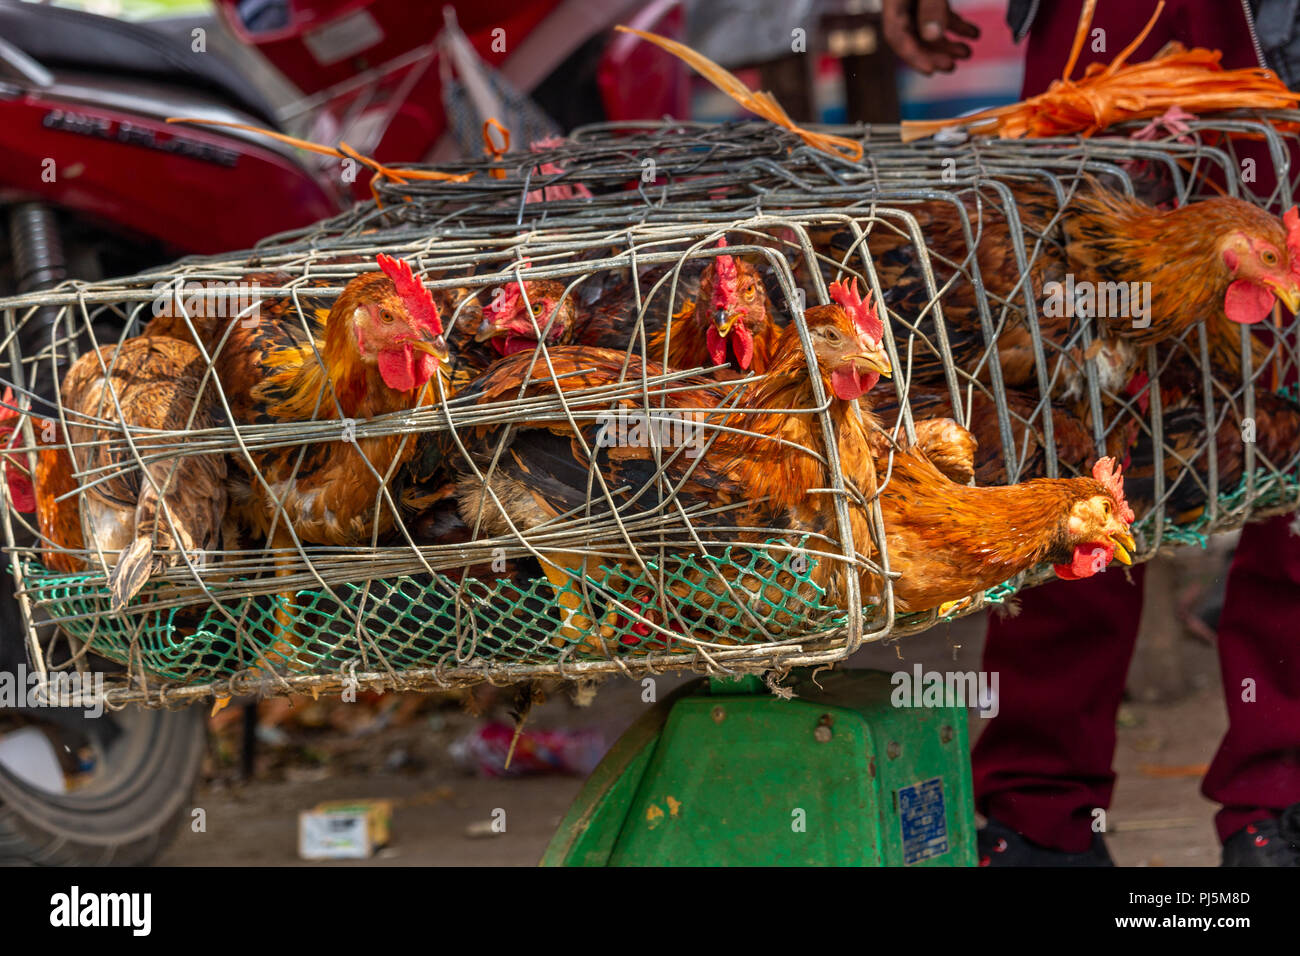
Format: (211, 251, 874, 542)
(257, 113, 1300, 243)
(3, 117, 1300, 706)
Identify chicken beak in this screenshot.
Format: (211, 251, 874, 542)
(411, 332, 450, 363)
(473, 315, 502, 343)
(1269, 279, 1300, 315)
(1110, 530, 1136, 565)
(855, 348, 892, 379)
(714, 308, 738, 336)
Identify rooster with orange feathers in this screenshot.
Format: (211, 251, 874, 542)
(146, 254, 450, 551)
(814, 182, 1300, 402)
(643, 237, 782, 375)
(443, 276, 1135, 651)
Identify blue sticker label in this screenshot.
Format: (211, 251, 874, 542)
(899, 777, 948, 865)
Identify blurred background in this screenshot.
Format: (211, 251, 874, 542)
(33, 0, 1027, 155)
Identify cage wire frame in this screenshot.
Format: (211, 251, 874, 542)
(1, 226, 897, 703)
(2, 118, 1299, 706)
(251, 113, 1300, 245)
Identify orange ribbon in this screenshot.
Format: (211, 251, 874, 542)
(166, 117, 474, 207)
(615, 26, 864, 163)
(900, 0, 1300, 142)
(482, 118, 510, 179)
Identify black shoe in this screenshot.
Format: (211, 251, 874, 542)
(978, 817, 1114, 867)
(1221, 804, 1300, 867)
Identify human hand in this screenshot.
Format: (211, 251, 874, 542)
(881, 0, 980, 75)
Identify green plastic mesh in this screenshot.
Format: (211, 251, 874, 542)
(20, 539, 844, 683)
(20, 464, 1300, 683)
(1133, 468, 1300, 548)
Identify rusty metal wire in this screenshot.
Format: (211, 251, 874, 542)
(3, 116, 1299, 707)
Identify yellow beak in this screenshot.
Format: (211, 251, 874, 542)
(714, 308, 738, 336)
(473, 316, 502, 343)
(854, 349, 892, 379)
(411, 333, 450, 363)
(1267, 280, 1300, 315)
(1110, 530, 1136, 565)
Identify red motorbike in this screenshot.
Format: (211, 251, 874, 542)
(0, 0, 682, 865)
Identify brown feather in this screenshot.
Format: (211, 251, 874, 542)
(37, 336, 227, 601)
(148, 270, 443, 547)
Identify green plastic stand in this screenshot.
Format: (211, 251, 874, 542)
(541, 669, 976, 866)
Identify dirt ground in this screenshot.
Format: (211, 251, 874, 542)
(160, 553, 1231, 867)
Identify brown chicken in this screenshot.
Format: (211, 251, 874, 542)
(816, 181, 1300, 398)
(10, 338, 228, 611)
(818, 278, 1136, 613)
(1066, 192, 1300, 386)
(444, 277, 1136, 644)
(874, 452, 1135, 613)
(145, 254, 449, 552)
(643, 238, 781, 375)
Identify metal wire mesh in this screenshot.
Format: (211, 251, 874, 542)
(3, 116, 1300, 706)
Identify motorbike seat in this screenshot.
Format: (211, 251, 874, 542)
(0, 1, 281, 128)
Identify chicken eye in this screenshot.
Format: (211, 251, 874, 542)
(744, 285, 757, 300)
(1262, 249, 1279, 266)
(379, 309, 396, 324)
(531, 301, 545, 316)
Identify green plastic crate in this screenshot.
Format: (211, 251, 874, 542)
(543, 670, 977, 866)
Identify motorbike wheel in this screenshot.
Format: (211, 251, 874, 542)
(1, 569, 205, 868)
(0, 703, 206, 866)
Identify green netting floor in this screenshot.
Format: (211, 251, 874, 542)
(21, 541, 844, 683)
(19, 467, 1300, 684)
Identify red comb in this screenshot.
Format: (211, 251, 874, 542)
(1092, 457, 1135, 525)
(376, 254, 442, 336)
(1285, 207, 1300, 282)
(486, 281, 522, 320)
(711, 237, 740, 311)
(484, 260, 534, 320)
(828, 278, 883, 343)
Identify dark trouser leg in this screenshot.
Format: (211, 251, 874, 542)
(1203, 514, 1300, 842)
(973, 567, 1146, 853)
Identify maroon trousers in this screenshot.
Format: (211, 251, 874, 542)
(973, 514, 1300, 851)
(972, 0, 1300, 856)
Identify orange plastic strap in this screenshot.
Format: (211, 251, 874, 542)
(614, 26, 863, 163)
(164, 117, 474, 208)
(483, 118, 510, 179)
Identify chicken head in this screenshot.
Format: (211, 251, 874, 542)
(1218, 203, 1300, 324)
(478, 278, 577, 356)
(695, 237, 774, 371)
(817, 278, 891, 400)
(1054, 457, 1137, 580)
(350, 254, 448, 392)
